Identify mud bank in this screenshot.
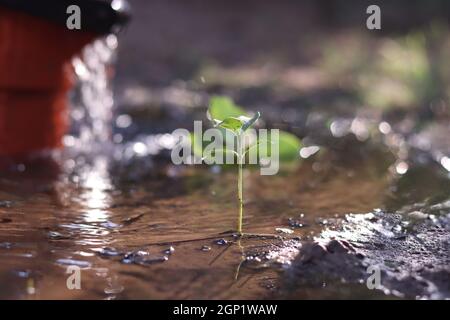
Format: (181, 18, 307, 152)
(276, 203, 449, 299)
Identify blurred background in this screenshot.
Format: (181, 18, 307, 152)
(115, 0, 450, 126)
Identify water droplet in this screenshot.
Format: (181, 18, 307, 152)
(133, 142, 148, 156)
(121, 250, 168, 265)
(162, 246, 175, 255)
(104, 276, 124, 295)
(232, 233, 241, 240)
(116, 114, 132, 128)
(121, 258, 133, 264)
(330, 119, 351, 138)
(378, 121, 391, 134)
(395, 161, 409, 175)
(246, 255, 262, 263)
(13, 269, 31, 278)
(47, 231, 70, 240)
(214, 239, 228, 246)
(100, 221, 122, 229)
(299, 146, 320, 159)
(99, 247, 123, 257)
(136, 255, 168, 265)
(441, 156, 450, 172)
(56, 259, 92, 268)
(288, 218, 306, 228)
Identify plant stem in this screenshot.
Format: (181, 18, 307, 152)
(237, 134, 244, 235)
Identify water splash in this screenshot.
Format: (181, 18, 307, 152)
(67, 35, 118, 153)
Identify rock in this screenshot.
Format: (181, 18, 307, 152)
(299, 243, 328, 263)
(326, 239, 354, 254)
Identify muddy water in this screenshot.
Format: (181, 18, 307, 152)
(0, 130, 448, 299)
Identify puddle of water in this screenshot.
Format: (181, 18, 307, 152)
(2, 138, 447, 299)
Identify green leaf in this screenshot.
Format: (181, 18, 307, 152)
(215, 117, 244, 133)
(214, 112, 260, 135)
(256, 131, 302, 162)
(278, 131, 302, 162)
(209, 96, 247, 121)
(189, 130, 238, 164)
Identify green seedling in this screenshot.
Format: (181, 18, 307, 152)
(211, 111, 260, 235)
(196, 96, 302, 235)
(206, 96, 267, 235)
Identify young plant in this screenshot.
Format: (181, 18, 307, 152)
(205, 97, 260, 235)
(213, 112, 260, 235)
(203, 96, 302, 236)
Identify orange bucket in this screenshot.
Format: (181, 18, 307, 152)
(0, 7, 95, 157)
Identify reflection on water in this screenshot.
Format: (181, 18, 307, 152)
(81, 157, 111, 224)
(0, 134, 448, 298)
